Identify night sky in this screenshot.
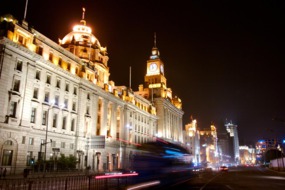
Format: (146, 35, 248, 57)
(1, 0, 285, 145)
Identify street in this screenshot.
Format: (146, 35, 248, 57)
(149, 166, 285, 190)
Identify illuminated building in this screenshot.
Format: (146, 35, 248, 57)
(239, 145, 256, 165)
(0, 10, 157, 174)
(199, 124, 218, 166)
(184, 117, 200, 165)
(225, 121, 240, 164)
(135, 34, 184, 144)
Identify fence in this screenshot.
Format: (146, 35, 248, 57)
(270, 157, 285, 171)
(0, 174, 137, 190)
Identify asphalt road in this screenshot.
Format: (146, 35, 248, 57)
(149, 166, 285, 190)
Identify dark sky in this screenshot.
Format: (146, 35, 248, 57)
(1, 0, 285, 145)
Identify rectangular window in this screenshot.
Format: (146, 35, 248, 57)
(73, 87, 77, 95)
(65, 83, 69, 92)
(16, 60, 23, 71)
(55, 95, 59, 106)
(29, 138, 34, 145)
(70, 143, 74, 149)
(58, 58, 62, 67)
(49, 52, 53, 62)
(2, 150, 13, 166)
(42, 110, 47, 125)
(61, 142, 65, 149)
(67, 63, 71, 71)
(87, 93, 90, 100)
(36, 46, 43, 55)
(64, 99, 68, 109)
(62, 116, 66, 130)
(33, 87, 39, 99)
(52, 114, 57, 128)
(30, 107, 36, 123)
(86, 106, 90, 115)
(35, 70, 41, 80)
(71, 118, 75, 131)
(72, 102, 76, 111)
(18, 35, 24, 44)
(56, 79, 61, 88)
(22, 136, 26, 144)
(9, 101, 17, 117)
(44, 92, 49, 103)
(46, 75, 51, 84)
(13, 79, 20, 92)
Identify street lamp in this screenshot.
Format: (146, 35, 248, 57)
(43, 101, 54, 173)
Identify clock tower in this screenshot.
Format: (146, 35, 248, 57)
(145, 34, 167, 98)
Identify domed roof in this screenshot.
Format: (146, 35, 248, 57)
(60, 8, 102, 49)
(60, 20, 101, 47)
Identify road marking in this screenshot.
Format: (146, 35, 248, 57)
(200, 174, 221, 190)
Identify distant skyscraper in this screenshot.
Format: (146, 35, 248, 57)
(225, 121, 240, 164)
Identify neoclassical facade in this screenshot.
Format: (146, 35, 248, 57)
(0, 13, 157, 174)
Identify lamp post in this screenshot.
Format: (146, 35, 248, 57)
(43, 102, 54, 173)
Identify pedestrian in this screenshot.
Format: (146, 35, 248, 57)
(2, 168, 7, 178)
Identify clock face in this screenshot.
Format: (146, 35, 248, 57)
(150, 63, 157, 71)
(160, 65, 164, 73)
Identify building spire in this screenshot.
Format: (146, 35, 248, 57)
(82, 7, 86, 20)
(23, 0, 29, 21)
(80, 7, 86, 25)
(150, 32, 160, 59)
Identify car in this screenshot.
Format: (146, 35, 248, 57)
(219, 166, 228, 172)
